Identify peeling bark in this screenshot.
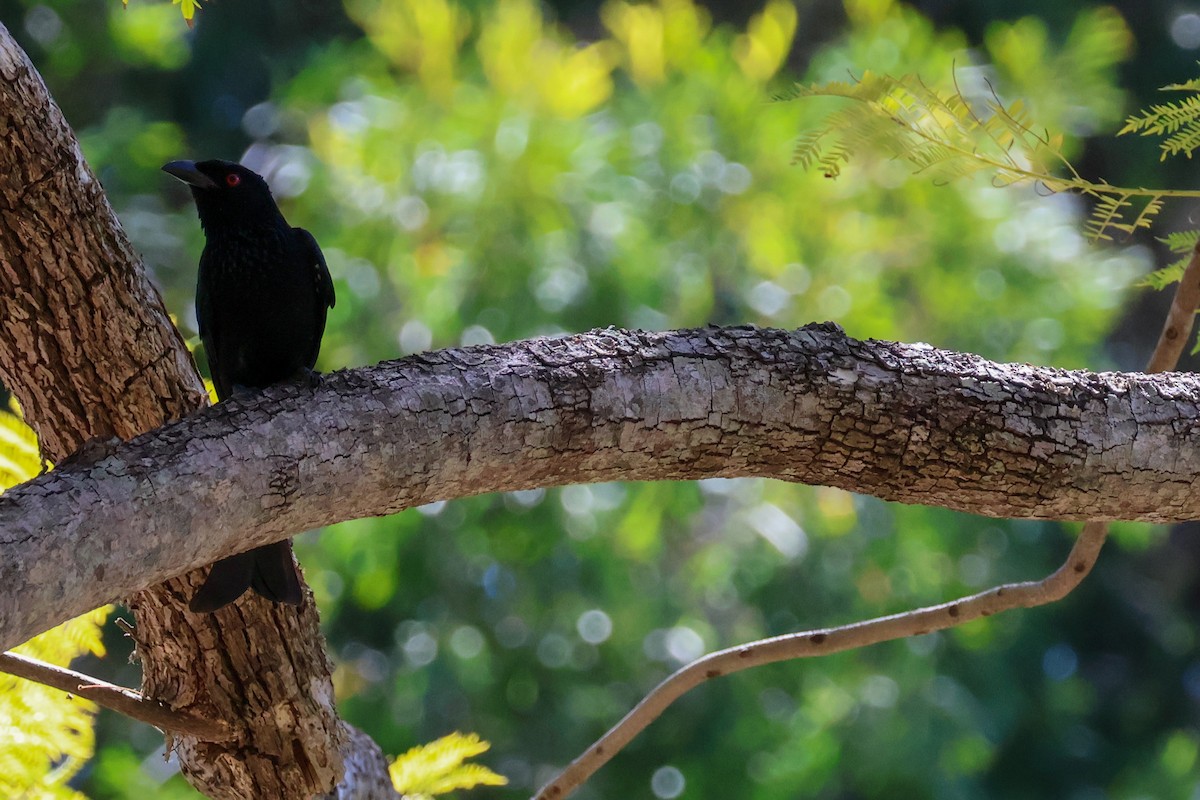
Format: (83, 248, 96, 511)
(0, 23, 393, 799)
(4, 323, 1200, 651)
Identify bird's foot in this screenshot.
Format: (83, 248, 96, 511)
(59, 435, 123, 469)
(293, 367, 324, 389)
(230, 383, 262, 399)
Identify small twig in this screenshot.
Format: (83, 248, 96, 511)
(113, 616, 141, 665)
(0, 651, 233, 742)
(534, 241, 1200, 800)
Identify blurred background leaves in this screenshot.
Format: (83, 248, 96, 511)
(3, 0, 1200, 797)
(0, 400, 111, 800)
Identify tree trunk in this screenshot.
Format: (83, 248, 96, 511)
(0, 23, 395, 799)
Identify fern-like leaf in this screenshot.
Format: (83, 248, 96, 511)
(389, 732, 507, 798)
(1143, 228, 1200, 289)
(1109, 195, 1164, 235)
(1119, 75, 1200, 160)
(907, 141, 959, 173)
(791, 128, 828, 169)
(1159, 228, 1200, 254)
(786, 69, 1200, 289)
(1163, 77, 1200, 92)
(1084, 193, 1133, 242)
(783, 72, 1068, 189)
(1142, 256, 1191, 290)
(1120, 96, 1200, 136)
(1160, 119, 1200, 160)
(818, 143, 852, 179)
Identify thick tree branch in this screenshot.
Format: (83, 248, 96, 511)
(4, 323, 1200, 649)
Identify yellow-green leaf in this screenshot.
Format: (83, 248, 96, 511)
(389, 732, 507, 797)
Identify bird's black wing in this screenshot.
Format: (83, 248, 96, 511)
(293, 226, 335, 371)
(195, 251, 232, 401)
(294, 227, 335, 310)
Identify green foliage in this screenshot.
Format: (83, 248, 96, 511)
(983, 6, 1131, 137)
(387, 732, 507, 798)
(111, 2, 191, 68)
(786, 64, 1200, 246)
(1117, 74, 1200, 292)
(0, 398, 41, 488)
(280, 0, 1139, 376)
(1120, 78, 1200, 159)
(250, 1, 1152, 797)
(121, 0, 199, 27)
(1146, 229, 1199, 290)
(0, 618, 106, 800)
(10, 0, 1197, 798)
(784, 71, 1075, 187)
(788, 8, 1200, 295)
(0, 401, 111, 798)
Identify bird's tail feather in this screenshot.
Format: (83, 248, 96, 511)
(189, 541, 303, 613)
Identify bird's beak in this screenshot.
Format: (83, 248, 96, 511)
(162, 160, 219, 190)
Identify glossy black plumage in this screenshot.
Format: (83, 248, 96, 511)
(164, 159, 335, 613)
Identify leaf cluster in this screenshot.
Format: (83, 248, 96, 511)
(0, 403, 112, 799)
(0, 398, 40, 489)
(388, 732, 507, 798)
(785, 71, 1071, 190)
(786, 60, 1200, 296)
(1149, 229, 1200, 291)
(1120, 78, 1200, 160)
(785, 69, 1200, 248)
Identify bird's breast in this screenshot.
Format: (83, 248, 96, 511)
(198, 226, 327, 389)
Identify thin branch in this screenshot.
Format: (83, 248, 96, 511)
(1146, 238, 1200, 372)
(0, 652, 233, 742)
(533, 242, 1200, 800)
(531, 526, 1107, 800)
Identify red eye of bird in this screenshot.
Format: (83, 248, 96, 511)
(225, 173, 241, 187)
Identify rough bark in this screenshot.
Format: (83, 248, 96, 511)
(0, 24, 394, 799)
(0, 28, 205, 455)
(5, 322, 1200, 649)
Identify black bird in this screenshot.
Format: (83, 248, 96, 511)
(164, 159, 336, 613)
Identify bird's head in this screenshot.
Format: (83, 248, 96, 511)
(162, 159, 282, 231)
